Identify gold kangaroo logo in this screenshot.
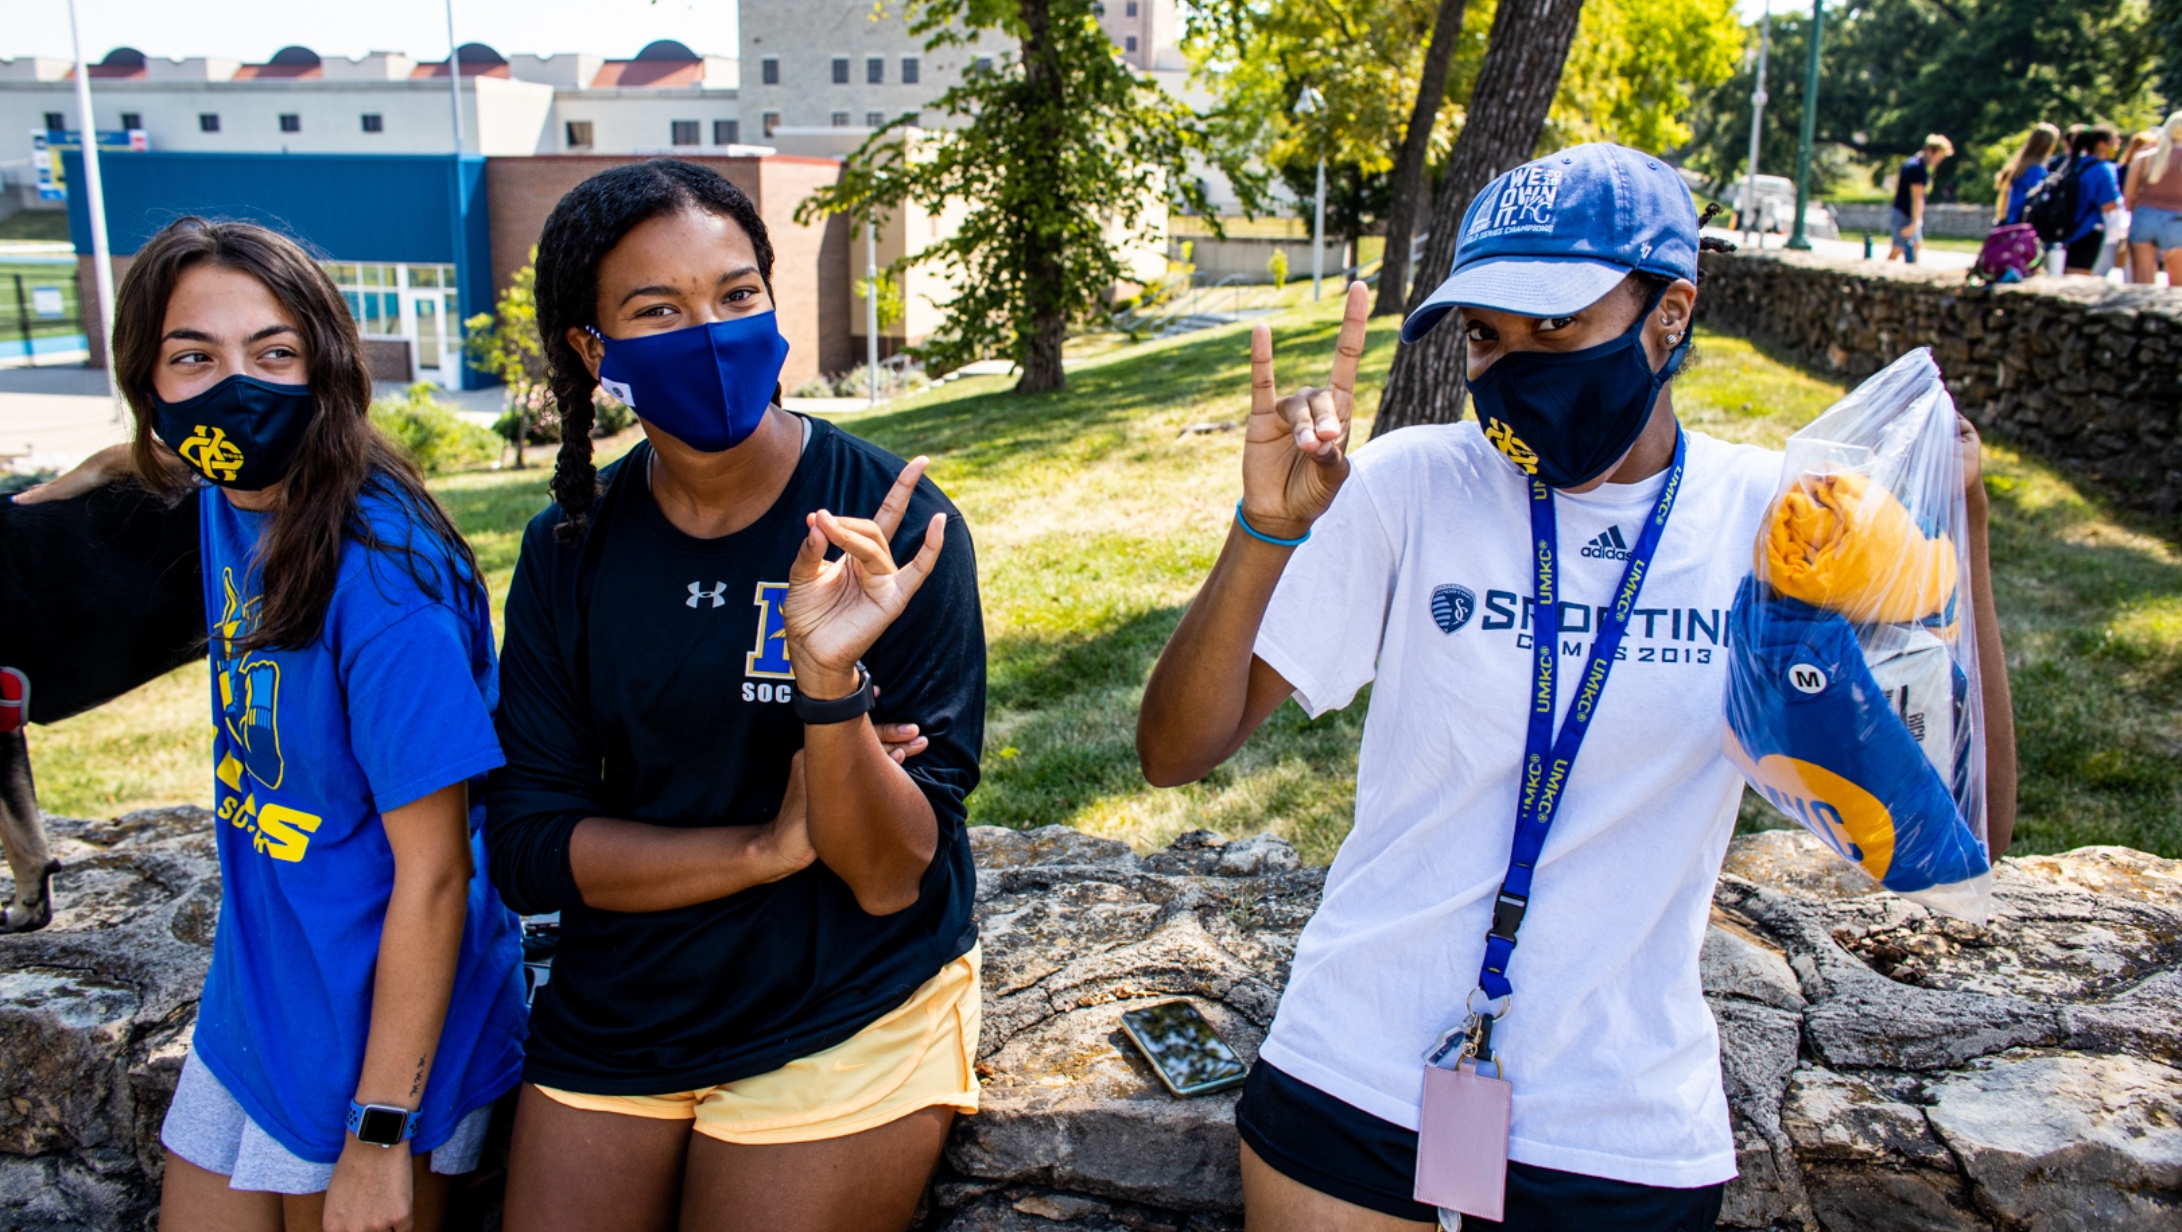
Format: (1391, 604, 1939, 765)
(178, 424, 246, 482)
(1484, 419, 1540, 475)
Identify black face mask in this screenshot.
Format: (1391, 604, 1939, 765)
(1466, 286, 1691, 489)
(151, 375, 317, 491)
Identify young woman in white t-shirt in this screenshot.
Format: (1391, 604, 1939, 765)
(1137, 143, 2017, 1232)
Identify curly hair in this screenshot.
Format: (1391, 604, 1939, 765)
(531, 159, 776, 541)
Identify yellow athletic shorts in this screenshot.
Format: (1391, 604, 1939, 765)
(535, 945, 981, 1145)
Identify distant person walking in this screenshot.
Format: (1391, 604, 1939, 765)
(2126, 113, 2182, 287)
(2062, 125, 2124, 276)
(1995, 124, 2060, 226)
(1889, 135, 1953, 262)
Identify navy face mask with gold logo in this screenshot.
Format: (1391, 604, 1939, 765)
(1466, 285, 1691, 490)
(151, 375, 317, 491)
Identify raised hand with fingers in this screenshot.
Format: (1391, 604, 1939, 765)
(1240, 281, 1372, 542)
(782, 457, 947, 699)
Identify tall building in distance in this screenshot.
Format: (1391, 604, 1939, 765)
(736, 0, 1187, 140)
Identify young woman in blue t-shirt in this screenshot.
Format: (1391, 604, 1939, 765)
(100, 218, 528, 1232)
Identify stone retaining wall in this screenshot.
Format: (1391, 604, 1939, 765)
(5, 809, 2179, 1230)
(1693, 250, 2182, 513)
(1832, 203, 1995, 240)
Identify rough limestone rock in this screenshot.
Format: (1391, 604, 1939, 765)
(4, 813, 2178, 1231)
(0, 808, 217, 1232)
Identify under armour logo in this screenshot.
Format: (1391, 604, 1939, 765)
(687, 581, 728, 609)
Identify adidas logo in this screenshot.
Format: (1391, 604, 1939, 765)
(1579, 526, 1632, 560)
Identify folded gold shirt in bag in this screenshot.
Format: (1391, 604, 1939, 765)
(1760, 469, 1957, 623)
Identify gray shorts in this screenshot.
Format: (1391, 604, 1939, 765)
(160, 1047, 491, 1195)
(1890, 207, 1921, 245)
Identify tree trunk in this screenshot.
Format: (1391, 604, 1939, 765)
(1372, 0, 1472, 319)
(1014, 0, 1070, 393)
(1020, 309, 1066, 391)
(1372, 0, 1588, 436)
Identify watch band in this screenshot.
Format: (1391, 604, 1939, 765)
(346, 1100, 422, 1148)
(792, 662, 874, 725)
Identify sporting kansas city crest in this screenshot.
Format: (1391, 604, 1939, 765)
(1431, 584, 1476, 633)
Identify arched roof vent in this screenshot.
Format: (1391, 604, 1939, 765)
(634, 39, 700, 61)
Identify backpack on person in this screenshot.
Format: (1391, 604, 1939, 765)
(2023, 155, 2081, 244)
(1969, 223, 2042, 285)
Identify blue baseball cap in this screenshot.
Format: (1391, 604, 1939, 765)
(1400, 143, 1701, 343)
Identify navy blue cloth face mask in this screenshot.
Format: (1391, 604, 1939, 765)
(592, 311, 791, 453)
(151, 374, 317, 491)
(1466, 285, 1691, 490)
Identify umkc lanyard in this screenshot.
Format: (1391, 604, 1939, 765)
(1435, 429, 1687, 1065)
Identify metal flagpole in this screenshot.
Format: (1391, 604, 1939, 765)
(1294, 85, 1327, 302)
(66, 0, 120, 413)
(1742, 1, 1771, 248)
(1786, 0, 1825, 251)
(1312, 159, 1326, 302)
(445, 0, 466, 154)
(866, 213, 880, 407)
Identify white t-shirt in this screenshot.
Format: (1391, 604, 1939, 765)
(1253, 421, 1782, 1189)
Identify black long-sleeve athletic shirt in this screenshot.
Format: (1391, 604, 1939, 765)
(486, 418, 984, 1094)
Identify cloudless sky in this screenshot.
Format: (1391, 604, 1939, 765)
(3, 0, 739, 66)
(6, 0, 1789, 71)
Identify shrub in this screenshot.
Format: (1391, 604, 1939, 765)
(370, 383, 502, 474)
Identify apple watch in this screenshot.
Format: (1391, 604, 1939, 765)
(791, 661, 875, 725)
(346, 1100, 422, 1148)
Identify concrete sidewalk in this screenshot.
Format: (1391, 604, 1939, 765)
(0, 366, 128, 475)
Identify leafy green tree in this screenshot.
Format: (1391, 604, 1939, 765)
(800, 0, 1260, 393)
(1190, 0, 1492, 311)
(1683, 0, 2162, 200)
(1548, 0, 1743, 153)
(2153, 0, 2182, 113)
(462, 251, 548, 468)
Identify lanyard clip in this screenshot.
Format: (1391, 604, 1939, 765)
(1488, 891, 1528, 945)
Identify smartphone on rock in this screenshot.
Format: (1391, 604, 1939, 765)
(1120, 1000, 1249, 1097)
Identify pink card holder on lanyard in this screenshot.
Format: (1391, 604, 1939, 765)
(1414, 993, 1512, 1221)
(1415, 1054, 1512, 1220)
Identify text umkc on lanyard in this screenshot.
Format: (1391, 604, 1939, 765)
(1412, 430, 1688, 1223)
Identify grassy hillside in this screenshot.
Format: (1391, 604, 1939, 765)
(29, 298, 2182, 861)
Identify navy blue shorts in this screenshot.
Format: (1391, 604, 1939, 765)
(1234, 1060, 1727, 1230)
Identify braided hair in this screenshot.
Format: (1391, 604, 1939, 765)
(532, 159, 776, 542)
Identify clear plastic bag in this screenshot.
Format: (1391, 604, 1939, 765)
(1724, 348, 1992, 922)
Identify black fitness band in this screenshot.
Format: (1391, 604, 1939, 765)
(793, 662, 875, 725)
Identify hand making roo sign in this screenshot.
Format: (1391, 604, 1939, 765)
(1241, 281, 1372, 541)
(782, 457, 947, 695)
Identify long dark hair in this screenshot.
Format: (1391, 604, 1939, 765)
(532, 159, 776, 542)
(116, 217, 482, 651)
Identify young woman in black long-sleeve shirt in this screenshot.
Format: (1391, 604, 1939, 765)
(485, 159, 986, 1232)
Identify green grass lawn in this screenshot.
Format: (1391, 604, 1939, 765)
(0, 212, 72, 243)
(28, 301, 2182, 862)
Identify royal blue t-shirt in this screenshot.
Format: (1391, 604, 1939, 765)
(2069, 158, 2121, 243)
(192, 480, 527, 1164)
(2004, 164, 2047, 226)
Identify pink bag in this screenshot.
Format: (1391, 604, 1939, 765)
(1973, 223, 2040, 283)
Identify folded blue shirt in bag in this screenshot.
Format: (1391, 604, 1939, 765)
(1723, 576, 1990, 896)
